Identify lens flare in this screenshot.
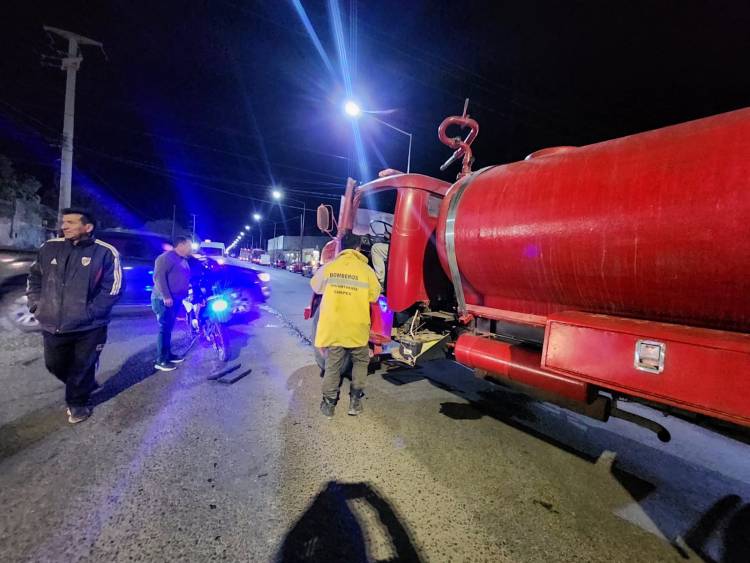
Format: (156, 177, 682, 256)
(210, 298, 229, 313)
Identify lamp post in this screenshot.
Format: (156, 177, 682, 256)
(253, 213, 263, 252)
(272, 189, 306, 264)
(270, 220, 284, 261)
(344, 100, 413, 173)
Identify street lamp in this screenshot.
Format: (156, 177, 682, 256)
(253, 213, 263, 251)
(343, 99, 413, 173)
(344, 100, 361, 117)
(271, 189, 306, 264)
(244, 225, 250, 230)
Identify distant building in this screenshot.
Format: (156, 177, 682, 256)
(267, 235, 330, 263)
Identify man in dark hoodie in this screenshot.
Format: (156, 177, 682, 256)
(27, 208, 122, 424)
(151, 235, 193, 371)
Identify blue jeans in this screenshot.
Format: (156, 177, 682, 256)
(152, 297, 177, 363)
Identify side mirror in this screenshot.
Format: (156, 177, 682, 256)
(317, 204, 332, 233)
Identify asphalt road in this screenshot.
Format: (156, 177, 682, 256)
(0, 267, 748, 562)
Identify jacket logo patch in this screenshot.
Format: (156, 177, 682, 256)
(81, 257, 91, 267)
(51, 258, 57, 265)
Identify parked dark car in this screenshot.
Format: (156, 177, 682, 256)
(273, 259, 287, 269)
(1, 229, 270, 331)
(102, 229, 173, 309)
(199, 256, 270, 314)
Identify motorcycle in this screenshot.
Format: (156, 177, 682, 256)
(183, 291, 233, 362)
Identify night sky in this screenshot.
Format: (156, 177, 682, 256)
(2, 1, 750, 243)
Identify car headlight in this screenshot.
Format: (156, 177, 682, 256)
(258, 273, 271, 282)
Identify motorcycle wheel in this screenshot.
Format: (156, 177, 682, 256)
(207, 320, 228, 362)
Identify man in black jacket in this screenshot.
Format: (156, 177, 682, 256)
(27, 208, 122, 423)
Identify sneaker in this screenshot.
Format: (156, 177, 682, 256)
(67, 405, 92, 424)
(168, 354, 185, 364)
(320, 398, 336, 418)
(154, 361, 178, 372)
(348, 390, 364, 416)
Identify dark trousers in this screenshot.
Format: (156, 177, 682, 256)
(43, 326, 108, 408)
(322, 346, 370, 401)
(151, 297, 177, 363)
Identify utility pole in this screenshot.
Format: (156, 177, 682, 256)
(43, 26, 103, 215)
(191, 214, 197, 241)
(272, 222, 277, 260)
(299, 205, 306, 263)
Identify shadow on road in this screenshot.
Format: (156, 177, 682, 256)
(0, 403, 66, 460)
(90, 342, 166, 407)
(439, 388, 538, 425)
(682, 495, 750, 563)
(276, 481, 423, 563)
(221, 325, 251, 362)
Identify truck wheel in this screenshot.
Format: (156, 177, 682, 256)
(3, 289, 40, 332)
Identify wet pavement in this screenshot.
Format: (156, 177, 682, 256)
(0, 268, 749, 562)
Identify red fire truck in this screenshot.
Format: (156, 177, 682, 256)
(309, 106, 750, 442)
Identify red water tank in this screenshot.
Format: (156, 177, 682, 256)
(436, 108, 750, 333)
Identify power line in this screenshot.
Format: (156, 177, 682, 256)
(3, 95, 353, 180)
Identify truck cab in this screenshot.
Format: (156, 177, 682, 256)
(315, 173, 456, 365)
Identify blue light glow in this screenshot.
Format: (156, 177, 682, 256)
(378, 296, 388, 313)
(210, 298, 229, 313)
(291, 0, 335, 77)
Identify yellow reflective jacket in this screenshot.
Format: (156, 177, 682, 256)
(311, 249, 382, 348)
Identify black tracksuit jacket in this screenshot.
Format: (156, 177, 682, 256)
(26, 236, 123, 334)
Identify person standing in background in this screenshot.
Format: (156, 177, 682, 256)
(27, 209, 122, 424)
(151, 236, 192, 371)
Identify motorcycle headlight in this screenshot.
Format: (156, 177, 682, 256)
(210, 298, 229, 313)
(258, 273, 271, 282)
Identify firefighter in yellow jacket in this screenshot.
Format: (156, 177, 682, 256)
(310, 233, 382, 417)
